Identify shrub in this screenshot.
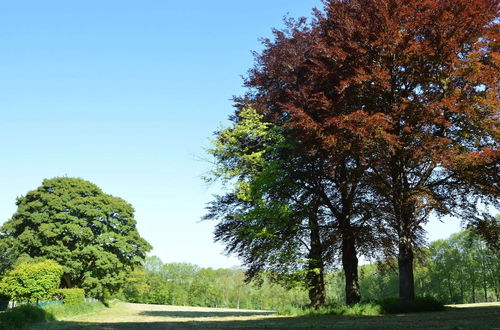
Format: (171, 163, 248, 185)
(377, 296, 445, 314)
(0, 260, 63, 303)
(0, 304, 54, 330)
(52, 288, 85, 305)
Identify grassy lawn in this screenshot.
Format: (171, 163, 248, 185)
(30, 302, 500, 329)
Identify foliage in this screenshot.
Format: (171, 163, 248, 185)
(205, 107, 337, 308)
(0, 260, 63, 303)
(125, 231, 498, 311)
(236, 0, 499, 303)
(121, 256, 309, 310)
(0, 304, 55, 330)
(0, 177, 152, 298)
(0, 236, 18, 278)
(51, 288, 85, 305)
(357, 230, 499, 304)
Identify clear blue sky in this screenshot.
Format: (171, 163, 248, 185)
(0, 0, 461, 268)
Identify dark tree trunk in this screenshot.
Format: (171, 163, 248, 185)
(395, 193, 416, 303)
(307, 214, 326, 309)
(398, 237, 415, 302)
(63, 275, 73, 288)
(342, 230, 360, 305)
(472, 278, 476, 303)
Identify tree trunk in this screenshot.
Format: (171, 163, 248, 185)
(342, 231, 360, 305)
(307, 262, 326, 310)
(63, 275, 73, 288)
(398, 237, 415, 302)
(307, 214, 326, 309)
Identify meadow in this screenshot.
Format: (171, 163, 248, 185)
(29, 302, 500, 330)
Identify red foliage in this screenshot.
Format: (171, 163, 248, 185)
(242, 0, 499, 301)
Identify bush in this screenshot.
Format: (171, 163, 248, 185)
(0, 260, 63, 303)
(0, 304, 55, 330)
(377, 296, 445, 314)
(52, 288, 85, 305)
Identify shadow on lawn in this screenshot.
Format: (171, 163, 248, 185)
(138, 310, 275, 318)
(31, 304, 499, 330)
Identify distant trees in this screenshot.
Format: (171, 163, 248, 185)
(358, 230, 499, 304)
(0, 260, 63, 303)
(0, 177, 151, 299)
(122, 256, 309, 309)
(208, 0, 499, 304)
(124, 232, 498, 310)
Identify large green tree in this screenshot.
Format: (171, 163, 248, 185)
(0, 177, 151, 298)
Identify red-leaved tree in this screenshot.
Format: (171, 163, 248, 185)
(243, 0, 499, 302)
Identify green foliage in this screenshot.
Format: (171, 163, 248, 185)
(51, 288, 85, 305)
(0, 304, 55, 330)
(0, 236, 18, 277)
(376, 297, 444, 314)
(0, 177, 152, 298)
(121, 256, 309, 310)
(357, 230, 499, 305)
(42, 301, 106, 319)
(0, 260, 63, 303)
(205, 108, 331, 307)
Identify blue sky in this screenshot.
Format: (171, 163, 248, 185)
(0, 0, 461, 268)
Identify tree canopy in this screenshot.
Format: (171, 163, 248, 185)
(209, 0, 499, 304)
(0, 177, 152, 298)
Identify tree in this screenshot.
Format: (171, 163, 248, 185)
(0, 260, 63, 303)
(0, 177, 152, 298)
(242, 0, 499, 302)
(205, 108, 336, 308)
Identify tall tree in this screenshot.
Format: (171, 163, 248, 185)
(0, 177, 152, 299)
(238, 14, 389, 304)
(205, 108, 334, 308)
(242, 0, 499, 302)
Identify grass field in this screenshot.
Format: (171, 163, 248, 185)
(29, 302, 500, 329)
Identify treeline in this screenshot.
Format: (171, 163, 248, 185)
(122, 231, 499, 309)
(353, 230, 499, 304)
(121, 257, 308, 310)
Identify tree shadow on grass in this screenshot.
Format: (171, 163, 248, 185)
(30, 304, 500, 330)
(138, 310, 275, 318)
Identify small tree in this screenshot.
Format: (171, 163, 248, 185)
(0, 260, 63, 303)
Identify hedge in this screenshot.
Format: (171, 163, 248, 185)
(51, 288, 85, 305)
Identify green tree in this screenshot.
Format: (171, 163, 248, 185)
(0, 177, 151, 299)
(205, 108, 336, 308)
(0, 260, 63, 303)
(188, 268, 223, 307)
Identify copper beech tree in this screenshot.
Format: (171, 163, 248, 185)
(238, 0, 499, 303)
